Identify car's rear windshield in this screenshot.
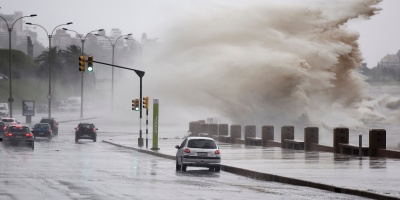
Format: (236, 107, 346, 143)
(8, 126, 29, 132)
(35, 124, 50, 129)
(40, 119, 52, 123)
(2, 119, 14, 122)
(79, 124, 94, 129)
(187, 139, 217, 149)
(0, 107, 6, 110)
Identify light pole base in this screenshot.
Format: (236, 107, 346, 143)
(151, 148, 160, 151)
(138, 138, 144, 147)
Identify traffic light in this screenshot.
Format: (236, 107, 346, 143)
(79, 56, 86, 71)
(132, 99, 140, 111)
(87, 56, 93, 73)
(143, 96, 149, 109)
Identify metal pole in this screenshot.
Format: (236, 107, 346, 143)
(8, 28, 13, 117)
(48, 36, 52, 118)
(146, 107, 148, 148)
(359, 134, 362, 157)
(138, 76, 143, 147)
(80, 40, 85, 118)
(111, 45, 115, 111)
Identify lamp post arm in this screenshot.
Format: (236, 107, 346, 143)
(96, 34, 113, 47)
(27, 23, 49, 37)
(0, 16, 10, 29)
(51, 22, 72, 36)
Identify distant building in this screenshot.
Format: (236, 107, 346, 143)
(53, 29, 72, 49)
(377, 50, 400, 70)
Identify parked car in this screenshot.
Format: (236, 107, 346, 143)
(37, 104, 49, 113)
(175, 137, 221, 172)
(39, 118, 59, 135)
(31, 123, 53, 140)
(3, 125, 34, 149)
(75, 123, 98, 142)
(0, 103, 9, 117)
(1, 118, 20, 126)
(58, 102, 70, 112)
(0, 121, 6, 139)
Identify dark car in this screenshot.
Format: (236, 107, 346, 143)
(39, 118, 59, 135)
(3, 125, 34, 149)
(75, 123, 98, 142)
(0, 121, 6, 140)
(31, 123, 53, 140)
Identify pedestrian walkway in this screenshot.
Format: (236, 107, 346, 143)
(103, 135, 400, 200)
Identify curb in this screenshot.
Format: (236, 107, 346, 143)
(102, 139, 399, 200)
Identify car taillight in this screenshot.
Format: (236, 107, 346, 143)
(48, 130, 52, 133)
(215, 150, 220, 154)
(93, 128, 96, 132)
(5, 132, 12, 137)
(184, 148, 190, 153)
(76, 128, 79, 131)
(3, 127, 5, 131)
(26, 133, 33, 137)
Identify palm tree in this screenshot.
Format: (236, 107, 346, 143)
(34, 47, 64, 81)
(59, 45, 82, 84)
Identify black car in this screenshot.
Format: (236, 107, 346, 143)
(75, 123, 98, 142)
(0, 121, 6, 140)
(40, 118, 59, 135)
(3, 125, 34, 149)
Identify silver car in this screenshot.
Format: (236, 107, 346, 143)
(175, 137, 221, 172)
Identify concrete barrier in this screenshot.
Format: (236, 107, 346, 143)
(244, 125, 256, 145)
(369, 129, 386, 157)
(230, 125, 241, 144)
(209, 123, 218, 137)
(261, 126, 274, 147)
(281, 126, 294, 148)
(333, 128, 349, 154)
(304, 127, 318, 151)
(199, 123, 209, 136)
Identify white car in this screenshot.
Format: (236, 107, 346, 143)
(175, 137, 221, 172)
(58, 103, 70, 112)
(1, 118, 20, 127)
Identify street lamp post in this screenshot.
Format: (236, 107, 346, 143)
(62, 28, 104, 118)
(0, 13, 37, 117)
(26, 22, 73, 118)
(94, 33, 132, 111)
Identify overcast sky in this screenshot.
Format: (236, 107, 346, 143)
(1, 0, 399, 68)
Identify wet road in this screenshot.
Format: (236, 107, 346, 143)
(0, 118, 368, 200)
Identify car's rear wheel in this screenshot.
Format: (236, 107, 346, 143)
(215, 166, 221, 172)
(181, 165, 187, 172)
(75, 135, 78, 143)
(208, 167, 214, 171)
(48, 134, 52, 141)
(176, 160, 181, 170)
(93, 136, 97, 142)
(31, 141, 34, 150)
(181, 158, 187, 172)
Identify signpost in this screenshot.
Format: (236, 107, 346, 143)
(22, 100, 35, 124)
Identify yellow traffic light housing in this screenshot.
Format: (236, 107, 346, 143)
(132, 99, 140, 111)
(143, 96, 149, 109)
(78, 56, 86, 71)
(87, 56, 93, 72)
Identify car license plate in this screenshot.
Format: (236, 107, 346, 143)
(198, 152, 207, 157)
(15, 135, 22, 138)
(83, 135, 89, 137)
(39, 132, 44, 135)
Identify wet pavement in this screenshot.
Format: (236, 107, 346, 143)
(103, 135, 400, 199)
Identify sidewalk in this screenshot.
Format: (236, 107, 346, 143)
(103, 135, 400, 200)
